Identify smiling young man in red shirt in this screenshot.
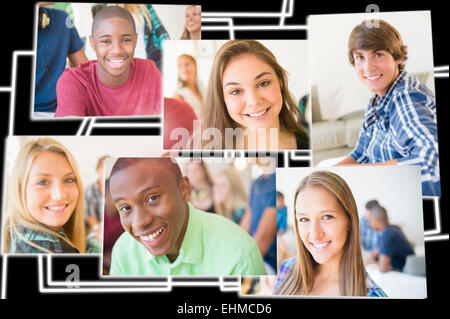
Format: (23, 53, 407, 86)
(55, 6, 162, 117)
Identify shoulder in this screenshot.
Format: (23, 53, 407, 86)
(193, 208, 257, 251)
(274, 257, 296, 288)
(58, 61, 96, 86)
(10, 226, 69, 253)
(133, 58, 158, 72)
(390, 72, 435, 111)
(46, 7, 69, 21)
(113, 231, 137, 252)
(280, 257, 296, 272)
(164, 97, 196, 118)
(366, 272, 388, 297)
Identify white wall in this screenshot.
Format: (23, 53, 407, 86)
(8, 136, 163, 188)
(308, 11, 435, 121)
(276, 166, 425, 248)
(163, 39, 310, 104)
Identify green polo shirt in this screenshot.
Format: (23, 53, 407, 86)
(109, 203, 267, 276)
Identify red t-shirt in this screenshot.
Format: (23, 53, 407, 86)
(163, 97, 198, 150)
(55, 58, 162, 117)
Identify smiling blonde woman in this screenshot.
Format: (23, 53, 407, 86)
(3, 138, 86, 254)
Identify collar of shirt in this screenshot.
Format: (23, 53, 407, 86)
(144, 202, 203, 268)
(364, 71, 408, 129)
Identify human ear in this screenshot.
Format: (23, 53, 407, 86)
(179, 176, 191, 203)
(89, 35, 95, 51)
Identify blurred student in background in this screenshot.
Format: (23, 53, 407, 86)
(180, 5, 201, 40)
(174, 54, 205, 117)
(213, 168, 248, 224)
(84, 155, 109, 244)
(366, 205, 414, 273)
(35, 3, 88, 117)
(184, 160, 215, 213)
(359, 199, 383, 263)
(240, 159, 277, 275)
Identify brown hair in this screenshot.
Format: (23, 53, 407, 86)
(348, 19, 408, 72)
(275, 170, 366, 296)
(200, 40, 308, 148)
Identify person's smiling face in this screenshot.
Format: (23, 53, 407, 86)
(185, 5, 201, 34)
(295, 186, 349, 266)
(110, 161, 190, 261)
(353, 49, 402, 97)
(25, 151, 79, 230)
(90, 17, 137, 86)
(177, 55, 197, 84)
(222, 53, 283, 131)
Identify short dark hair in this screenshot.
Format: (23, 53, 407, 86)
(276, 191, 284, 199)
(110, 158, 183, 183)
(91, 5, 136, 36)
(369, 205, 389, 224)
(348, 19, 408, 72)
(365, 199, 380, 210)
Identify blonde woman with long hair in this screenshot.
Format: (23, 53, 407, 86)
(180, 5, 201, 40)
(273, 170, 386, 297)
(213, 168, 248, 224)
(3, 138, 86, 254)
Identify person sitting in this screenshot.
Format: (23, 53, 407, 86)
(367, 205, 415, 273)
(55, 5, 162, 117)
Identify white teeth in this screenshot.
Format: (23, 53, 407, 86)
(366, 74, 381, 80)
(311, 241, 330, 249)
(107, 58, 126, 66)
(247, 108, 268, 117)
(141, 225, 165, 242)
(46, 205, 66, 211)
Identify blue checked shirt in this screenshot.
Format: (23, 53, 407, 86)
(360, 216, 382, 251)
(350, 71, 440, 196)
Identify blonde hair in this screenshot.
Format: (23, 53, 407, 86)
(275, 170, 366, 296)
(180, 5, 200, 40)
(2, 138, 86, 253)
(200, 40, 308, 148)
(213, 169, 248, 220)
(176, 54, 198, 88)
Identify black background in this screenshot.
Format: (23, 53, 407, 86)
(0, 0, 447, 311)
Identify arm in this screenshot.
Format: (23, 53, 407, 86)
(335, 155, 358, 166)
(252, 207, 277, 257)
(378, 254, 391, 273)
(391, 90, 439, 180)
(68, 48, 88, 67)
(239, 207, 251, 233)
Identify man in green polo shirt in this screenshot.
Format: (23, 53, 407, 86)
(107, 157, 267, 276)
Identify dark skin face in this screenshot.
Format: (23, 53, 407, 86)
(89, 17, 137, 86)
(110, 163, 191, 263)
